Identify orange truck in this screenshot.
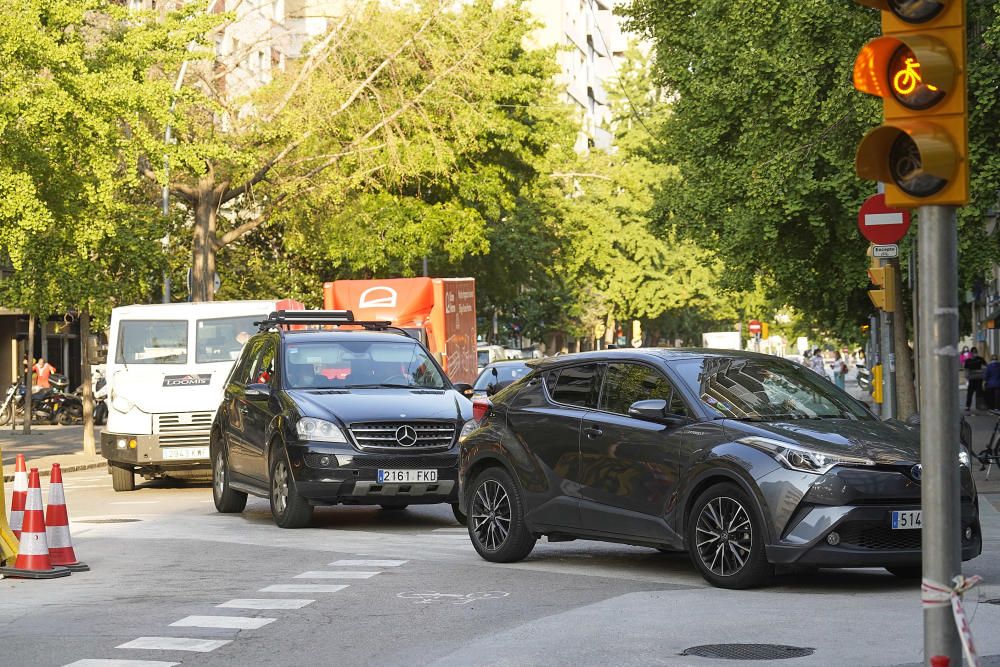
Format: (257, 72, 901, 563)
(322, 277, 478, 385)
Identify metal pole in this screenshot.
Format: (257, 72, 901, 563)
(161, 60, 188, 304)
(918, 205, 962, 664)
(880, 279, 896, 419)
(870, 313, 881, 417)
(911, 237, 920, 404)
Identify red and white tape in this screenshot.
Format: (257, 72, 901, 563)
(922, 575, 982, 667)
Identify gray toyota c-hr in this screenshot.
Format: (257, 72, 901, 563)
(457, 349, 981, 589)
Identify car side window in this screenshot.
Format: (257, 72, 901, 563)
(231, 339, 263, 387)
(246, 338, 276, 386)
(550, 364, 600, 408)
(600, 363, 685, 417)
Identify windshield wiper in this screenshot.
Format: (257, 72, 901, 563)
(732, 414, 805, 422)
(345, 383, 415, 389)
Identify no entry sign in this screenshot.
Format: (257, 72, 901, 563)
(748, 320, 762, 335)
(858, 194, 911, 245)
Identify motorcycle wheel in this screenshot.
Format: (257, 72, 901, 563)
(57, 409, 74, 426)
(0, 403, 12, 426)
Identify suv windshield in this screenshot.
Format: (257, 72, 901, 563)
(197, 316, 259, 363)
(116, 320, 187, 364)
(283, 340, 448, 390)
(673, 357, 873, 421)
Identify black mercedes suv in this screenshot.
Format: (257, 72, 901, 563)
(211, 310, 473, 528)
(458, 349, 982, 588)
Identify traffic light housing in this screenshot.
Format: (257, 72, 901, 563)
(868, 264, 897, 312)
(853, 0, 967, 207)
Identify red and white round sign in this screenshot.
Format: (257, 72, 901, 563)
(858, 194, 911, 245)
(748, 320, 762, 335)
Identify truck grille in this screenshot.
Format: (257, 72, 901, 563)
(154, 412, 214, 447)
(349, 421, 456, 451)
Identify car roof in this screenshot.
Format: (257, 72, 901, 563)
(485, 359, 530, 366)
(528, 347, 785, 369)
(262, 329, 417, 344)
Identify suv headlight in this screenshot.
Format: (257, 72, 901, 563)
(458, 419, 478, 443)
(738, 436, 875, 475)
(296, 417, 347, 443)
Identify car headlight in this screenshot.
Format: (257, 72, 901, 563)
(296, 417, 348, 443)
(959, 450, 971, 467)
(737, 436, 874, 475)
(110, 391, 133, 413)
(458, 419, 478, 443)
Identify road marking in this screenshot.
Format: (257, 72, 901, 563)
(294, 571, 380, 579)
(117, 638, 231, 652)
(170, 615, 275, 630)
(328, 559, 407, 567)
(259, 584, 349, 593)
(217, 599, 315, 610)
(64, 661, 180, 667)
(109, 501, 159, 505)
(432, 528, 467, 532)
(63, 485, 108, 489)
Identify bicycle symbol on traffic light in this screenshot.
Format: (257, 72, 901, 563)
(892, 57, 938, 96)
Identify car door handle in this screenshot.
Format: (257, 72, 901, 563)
(584, 426, 603, 439)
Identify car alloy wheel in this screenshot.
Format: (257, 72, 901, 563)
(472, 479, 511, 551)
(214, 451, 226, 500)
(272, 459, 289, 516)
(695, 496, 753, 577)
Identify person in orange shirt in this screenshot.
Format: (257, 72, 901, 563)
(33, 357, 56, 389)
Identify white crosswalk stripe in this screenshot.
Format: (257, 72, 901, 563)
(170, 615, 275, 630)
(293, 571, 380, 579)
(64, 660, 179, 667)
(328, 559, 408, 567)
(117, 638, 231, 653)
(259, 584, 350, 593)
(217, 599, 315, 610)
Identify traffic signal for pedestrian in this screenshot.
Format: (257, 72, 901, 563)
(852, 0, 968, 207)
(868, 264, 896, 312)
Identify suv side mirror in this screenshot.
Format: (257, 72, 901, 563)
(453, 383, 474, 398)
(628, 399, 690, 426)
(246, 383, 271, 400)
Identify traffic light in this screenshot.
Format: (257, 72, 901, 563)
(853, 0, 967, 207)
(868, 264, 897, 312)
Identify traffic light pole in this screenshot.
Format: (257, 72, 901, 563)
(880, 275, 896, 419)
(918, 205, 962, 664)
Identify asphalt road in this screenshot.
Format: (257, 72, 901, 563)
(5, 469, 1000, 667)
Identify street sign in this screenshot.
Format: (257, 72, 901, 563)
(748, 320, 762, 335)
(858, 194, 911, 244)
(873, 244, 899, 258)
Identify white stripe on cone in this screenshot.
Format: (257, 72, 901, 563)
(18, 531, 50, 556)
(10, 510, 23, 533)
(25, 488, 43, 511)
(47, 525, 72, 548)
(13, 471, 27, 492)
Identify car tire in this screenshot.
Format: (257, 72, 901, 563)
(379, 503, 409, 510)
(451, 502, 467, 525)
(213, 446, 247, 513)
(886, 565, 922, 579)
(111, 464, 135, 492)
(467, 467, 535, 563)
(269, 449, 313, 529)
(687, 482, 773, 589)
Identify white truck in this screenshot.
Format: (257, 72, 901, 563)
(101, 300, 300, 491)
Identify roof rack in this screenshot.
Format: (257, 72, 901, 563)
(255, 310, 413, 339)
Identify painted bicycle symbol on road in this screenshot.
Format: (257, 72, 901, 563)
(397, 591, 509, 605)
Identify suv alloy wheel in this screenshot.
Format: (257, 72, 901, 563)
(687, 483, 772, 589)
(270, 450, 314, 528)
(212, 445, 247, 513)
(467, 467, 535, 562)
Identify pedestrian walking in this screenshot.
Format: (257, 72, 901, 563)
(32, 357, 56, 389)
(960, 346, 972, 366)
(964, 347, 986, 414)
(811, 348, 827, 379)
(986, 355, 1000, 410)
(833, 351, 848, 390)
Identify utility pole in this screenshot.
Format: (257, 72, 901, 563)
(161, 60, 189, 304)
(880, 258, 896, 420)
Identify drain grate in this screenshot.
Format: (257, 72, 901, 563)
(76, 518, 142, 524)
(682, 644, 815, 660)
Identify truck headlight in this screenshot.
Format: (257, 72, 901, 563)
(111, 391, 134, 413)
(296, 417, 347, 443)
(738, 436, 875, 475)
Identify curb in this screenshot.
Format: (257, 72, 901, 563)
(2, 461, 105, 483)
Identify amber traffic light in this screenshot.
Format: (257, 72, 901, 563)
(853, 0, 967, 207)
(868, 264, 897, 312)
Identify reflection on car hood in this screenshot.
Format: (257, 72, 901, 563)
(724, 418, 920, 463)
(286, 388, 471, 424)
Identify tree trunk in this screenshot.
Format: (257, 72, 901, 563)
(23, 314, 33, 435)
(80, 311, 96, 455)
(891, 258, 918, 421)
(191, 187, 219, 302)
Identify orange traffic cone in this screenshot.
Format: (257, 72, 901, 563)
(10, 454, 27, 539)
(45, 464, 87, 572)
(0, 468, 70, 579)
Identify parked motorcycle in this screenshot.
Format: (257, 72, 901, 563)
(50, 374, 83, 425)
(0, 381, 72, 425)
(70, 375, 107, 425)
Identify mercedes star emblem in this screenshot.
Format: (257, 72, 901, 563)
(911, 464, 922, 481)
(395, 425, 418, 447)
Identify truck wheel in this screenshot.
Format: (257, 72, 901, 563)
(270, 451, 313, 528)
(111, 464, 135, 492)
(213, 448, 247, 513)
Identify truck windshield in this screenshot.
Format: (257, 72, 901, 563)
(673, 357, 873, 422)
(197, 316, 259, 363)
(116, 320, 188, 364)
(284, 340, 448, 390)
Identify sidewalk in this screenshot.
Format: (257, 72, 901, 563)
(0, 424, 105, 481)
